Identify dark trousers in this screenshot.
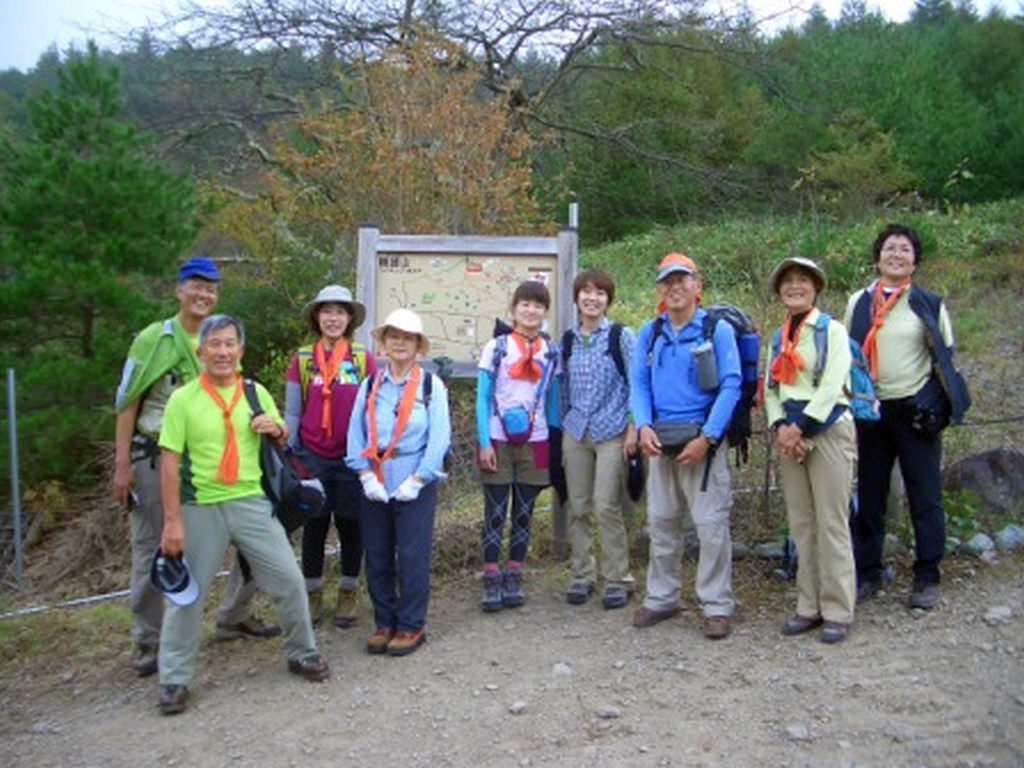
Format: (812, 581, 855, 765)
(853, 400, 945, 586)
(360, 483, 438, 632)
(300, 453, 364, 583)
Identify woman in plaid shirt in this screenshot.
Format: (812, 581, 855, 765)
(560, 269, 638, 610)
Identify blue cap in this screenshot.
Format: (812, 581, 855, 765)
(178, 256, 220, 283)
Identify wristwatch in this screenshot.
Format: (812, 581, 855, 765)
(702, 432, 720, 450)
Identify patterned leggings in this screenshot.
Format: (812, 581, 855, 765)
(481, 483, 542, 565)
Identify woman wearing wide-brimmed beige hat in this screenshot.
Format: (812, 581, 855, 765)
(764, 256, 857, 644)
(346, 308, 450, 657)
(284, 285, 375, 629)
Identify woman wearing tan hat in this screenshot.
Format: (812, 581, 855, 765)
(284, 285, 376, 628)
(346, 308, 451, 656)
(764, 257, 857, 644)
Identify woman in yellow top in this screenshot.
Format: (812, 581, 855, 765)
(764, 257, 857, 644)
(845, 224, 963, 611)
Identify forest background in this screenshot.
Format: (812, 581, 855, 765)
(0, 0, 1022, 561)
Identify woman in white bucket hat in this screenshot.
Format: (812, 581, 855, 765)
(346, 308, 451, 657)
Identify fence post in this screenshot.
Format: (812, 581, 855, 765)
(7, 368, 24, 589)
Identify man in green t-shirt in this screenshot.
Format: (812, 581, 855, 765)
(113, 257, 279, 679)
(155, 314, 329, 715)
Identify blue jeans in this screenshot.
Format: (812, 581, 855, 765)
(360, 483, 438, 632)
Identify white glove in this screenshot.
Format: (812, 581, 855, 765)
(392, 475, 426, 502)
(359, 473, 389, 503)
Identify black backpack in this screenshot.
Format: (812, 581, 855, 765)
(648, 304, 760, 464)
(242, 379, 325, 532)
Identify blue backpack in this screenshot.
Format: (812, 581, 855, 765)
(769, 313, 879, 422)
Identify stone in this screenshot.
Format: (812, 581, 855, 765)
(943, 449, 1024, 515)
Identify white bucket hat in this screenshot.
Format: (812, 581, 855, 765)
(302, 285, 366, 330)
(372, 308, 430, 355)
(768, 257, 827, 296)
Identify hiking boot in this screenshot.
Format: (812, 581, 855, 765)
(481, 571, 503, 613)
(132, 643, 158, 678)
(366, 627, 395, 655)
(819, 620, 851, 644)
(158, 684, 188, 716)
(601, 584, 631, 611)
(855, 580, 881, 604)
(632, 605, 680, 628)
(333, 587, 358, 629)
(566, 581, 594, 606)
(216, 615, 283, 641)
(908, 581, 941, 610)
(387, 628, 427, 657)
(307, 591, 324, 627)
(287, 653, 331, 682)
(502, 567, 525, 608)
(703, 615, 731, 640)
(781, 615, 823, 636)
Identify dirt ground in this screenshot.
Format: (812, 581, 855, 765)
(3, 551, 1023, 768)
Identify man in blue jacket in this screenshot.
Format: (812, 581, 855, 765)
(630, 253, 741, 640)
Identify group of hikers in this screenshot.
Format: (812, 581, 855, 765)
(112, 222, 968, 715)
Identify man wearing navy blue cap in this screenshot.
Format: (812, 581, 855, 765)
(113, 256, 280, 679)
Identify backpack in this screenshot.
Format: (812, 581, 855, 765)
(560, 322, 628, 382)
(648, 303, 760, 464)
(768, 313, 880, 423)
(242, 379, 325, 532)
(297, 342, 368, 401)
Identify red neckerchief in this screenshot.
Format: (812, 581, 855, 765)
(199, 373, 243, 484)
(314, 338, 350, 437)
(769, 312, 807, 385)
(862, 280, 911, 378)
(360, 365, 421, 481)
(507, 331, 543, 382)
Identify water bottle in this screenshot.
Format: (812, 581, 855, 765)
(693, 340, 718, 390)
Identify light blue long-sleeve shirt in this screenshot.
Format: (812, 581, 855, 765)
(346, 365, 451, 495)
(630, 309, 741, 441)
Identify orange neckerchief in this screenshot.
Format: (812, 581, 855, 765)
(862, 280, 911, 378)
(769, 312, 807, 386)
(360, 365, 422, 481)
(314, 338, 350, 437)
(507, 331, 543, 382)
(199, 373, 243, 485)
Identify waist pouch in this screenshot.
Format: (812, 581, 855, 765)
(905, 374, 951, 438)
(653, 421, 702, 457)
(782, 401, 847, 437)
(500, 406, 533, 445)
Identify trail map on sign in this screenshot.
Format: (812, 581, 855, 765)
(375, 252, 558, 364)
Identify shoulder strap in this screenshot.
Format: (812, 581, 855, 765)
(297, 344, 315, 401)
(490, 334, 509, 378)
(560, 329, 574, 367)
(811, 313, 831, 387)
(242, 379, 263, 417)
(352, 343, 367, 380)
(608, 323, 627, 380)
(646, 316, 666, 362)
(423, 370, 433, 406)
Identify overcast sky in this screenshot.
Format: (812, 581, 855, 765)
(0, 0, 1014, 72)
